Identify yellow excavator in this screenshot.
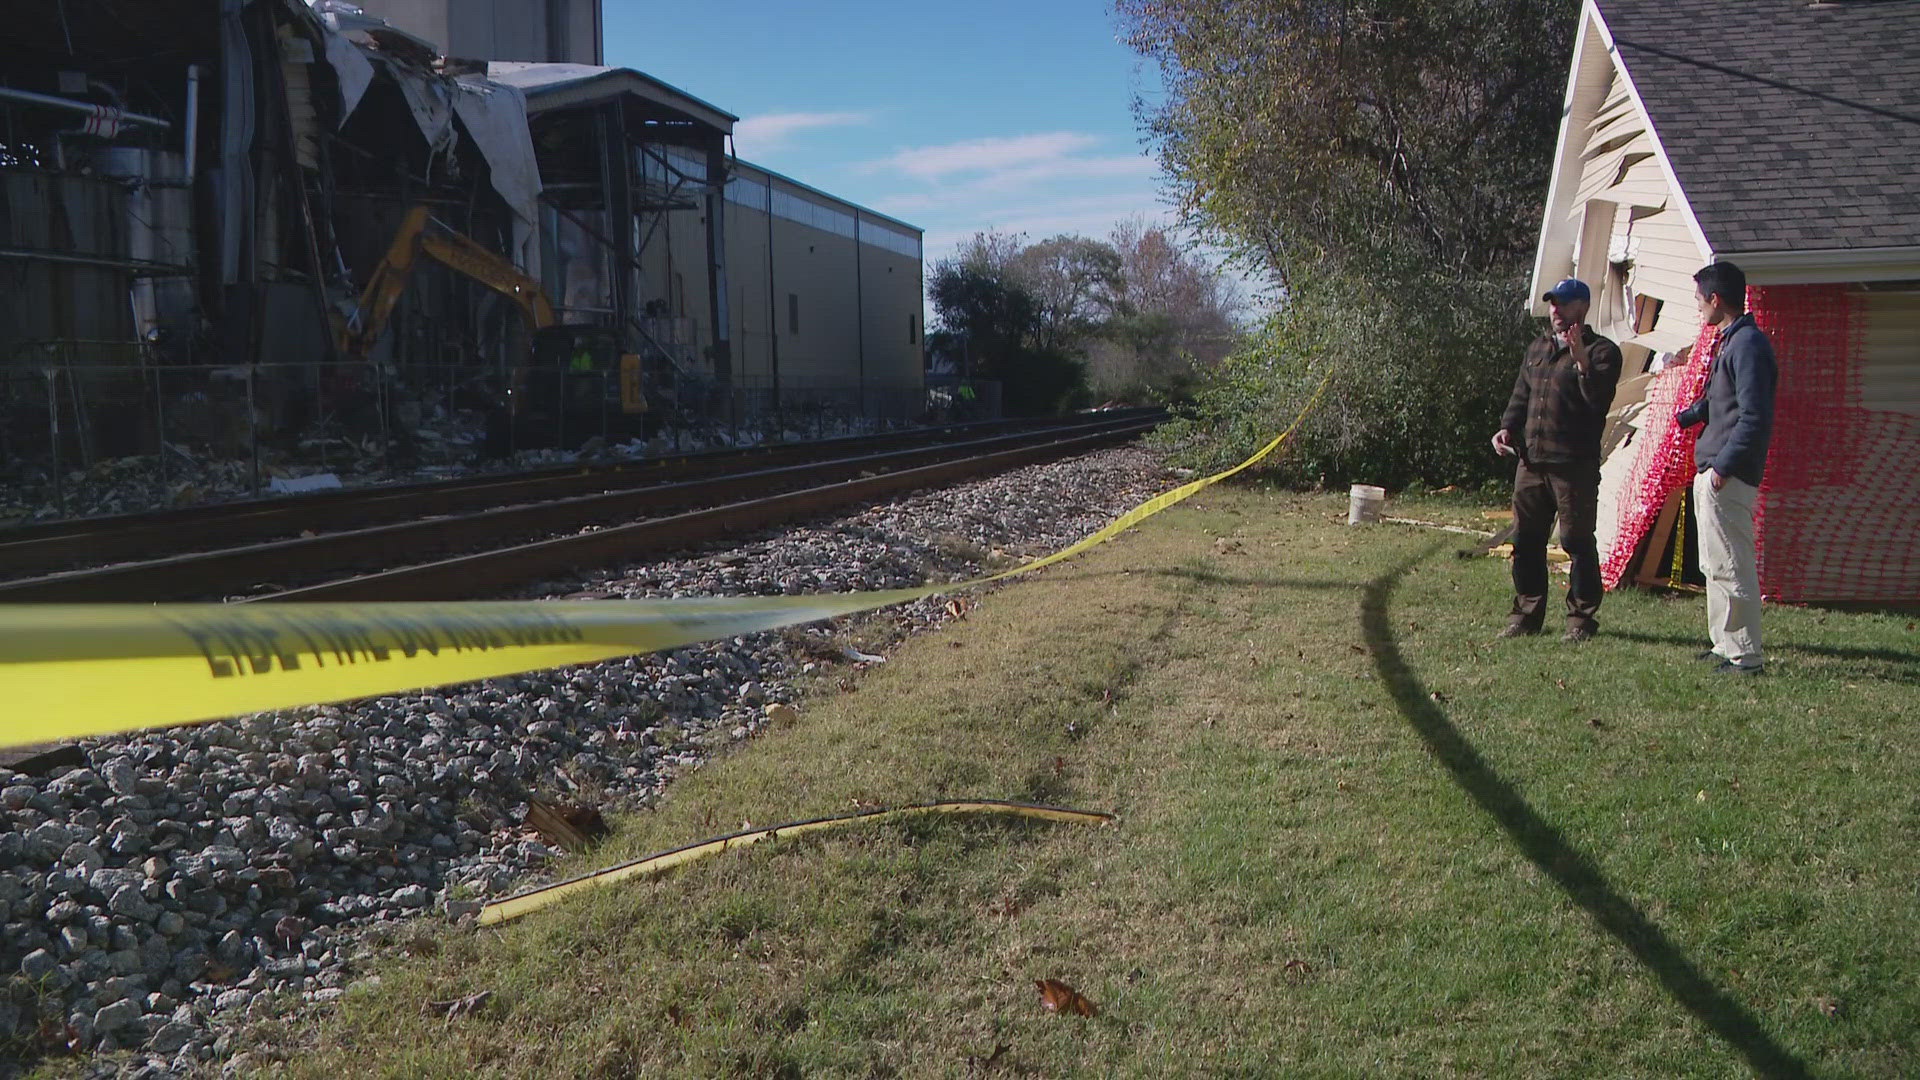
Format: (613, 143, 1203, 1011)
(338, 206, 644, 453)
(337, 204, 559, 359)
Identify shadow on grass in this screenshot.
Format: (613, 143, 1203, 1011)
(1606, 628, 1920, 677)
(1153, 566, 1359, 592)
(1361, 541, 1810, 1079)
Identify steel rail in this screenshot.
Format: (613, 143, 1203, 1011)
(254, 420, 1156, 603)
(0, 410, 1160, 578)
(0, 417, 1155, 604)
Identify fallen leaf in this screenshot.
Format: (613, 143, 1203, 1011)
(1815, 996, 1841, 1018)
(1282, 958, 1315, 978)
(424, 990, 493, 1020)
(1429, 690, 1449, 704)
(665, 1003, 692, 1028)
(1555, 679, 1569, 691)
(1051, 756, 1067, 779)
(849, 797, 883, 813)
(989, 893, 1022, 918)
(948, 640, 965, 649)
(1696, 790, 1708, 802)
(1588, 717, 1606, 729)
(1035, 978, 1097, 1017)
(524, 795, 610, 853)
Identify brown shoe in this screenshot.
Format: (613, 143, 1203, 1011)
(1497, 623, 1541, 639)
(1563, 626, 1595, 644)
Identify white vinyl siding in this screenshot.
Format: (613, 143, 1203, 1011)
(1862, 291, 1920, 416)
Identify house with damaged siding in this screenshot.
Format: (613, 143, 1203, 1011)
(1531, 0, 1920, 604)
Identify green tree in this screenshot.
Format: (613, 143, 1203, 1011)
(928, 243, 1086, 417)
(1118, 0, 1579, 486)
(1087, 219, 1245, 402)
(931, 227, 1252, 413)
(1011, 235, 1124, 354)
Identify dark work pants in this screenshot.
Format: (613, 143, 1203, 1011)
(1509, 459, 1603, 632)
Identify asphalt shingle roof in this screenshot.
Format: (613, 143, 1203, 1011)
(1600, 0, 1920, 252)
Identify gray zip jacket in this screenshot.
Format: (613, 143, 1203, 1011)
(1677, 313, 1777, 487)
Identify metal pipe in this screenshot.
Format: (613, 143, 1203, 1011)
(44, 371, 66, 519)
(765, 174, 780, 415)
(0, 248, 195, 274)
(0, 86, 171, 130)
(854, 212, 866, 424)
(184, 64, 204, 179)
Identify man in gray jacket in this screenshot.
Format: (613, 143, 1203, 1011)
(1676, 261, 1776, 675)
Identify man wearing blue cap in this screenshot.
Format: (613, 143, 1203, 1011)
(1491, 278, 1622, 642)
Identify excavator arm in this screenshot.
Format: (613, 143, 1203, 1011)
(339, 205, 556, 358)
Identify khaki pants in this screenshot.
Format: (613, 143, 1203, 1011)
(1693, 469, 1763, 668)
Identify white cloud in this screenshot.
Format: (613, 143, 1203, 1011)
(918, 193, 1179, 260)
(871, 147, 1158, 217)
(733, 111, 870, 151)
(868, 131, 1101, 181)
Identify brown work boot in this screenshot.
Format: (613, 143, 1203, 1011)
(1563, 625, 1596, 644)
(1497, 622, 1540, 639)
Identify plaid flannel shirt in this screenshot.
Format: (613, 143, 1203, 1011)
(1499, 327, 1623, 466)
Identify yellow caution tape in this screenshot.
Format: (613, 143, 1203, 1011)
(0, 377, 1330, 750)
(479, 799, 1115, 926)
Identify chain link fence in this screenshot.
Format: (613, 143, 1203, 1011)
(0, 343, 1001, 524)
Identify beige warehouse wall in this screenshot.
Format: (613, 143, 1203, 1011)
(651, 167, 923, 399)
(724, 200, 774, 387)
(858, 238, 924, 389)
(770, 197, 860, 387)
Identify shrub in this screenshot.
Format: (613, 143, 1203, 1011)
(1152, 271, 1533, 489)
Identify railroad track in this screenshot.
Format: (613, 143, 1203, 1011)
(0, 411, 1159, 580)
(0, 413, 1159, 604)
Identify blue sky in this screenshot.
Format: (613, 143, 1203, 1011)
(602, 1, 1174, 267)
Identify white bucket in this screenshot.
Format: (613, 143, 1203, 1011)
(1348, 484, 1386, 525)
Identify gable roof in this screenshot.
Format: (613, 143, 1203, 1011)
(1597, 0, 1920, 257)
(486, 62, 737, 131)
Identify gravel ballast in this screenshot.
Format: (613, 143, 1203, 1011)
(0, 445, 1173, 1077)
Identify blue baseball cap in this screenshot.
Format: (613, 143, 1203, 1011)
(1541, 278, 1591, 304)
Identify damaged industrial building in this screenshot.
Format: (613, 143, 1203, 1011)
(0, 0, 930, 522)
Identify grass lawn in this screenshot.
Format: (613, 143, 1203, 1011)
(239, 487, 1917, 1078)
